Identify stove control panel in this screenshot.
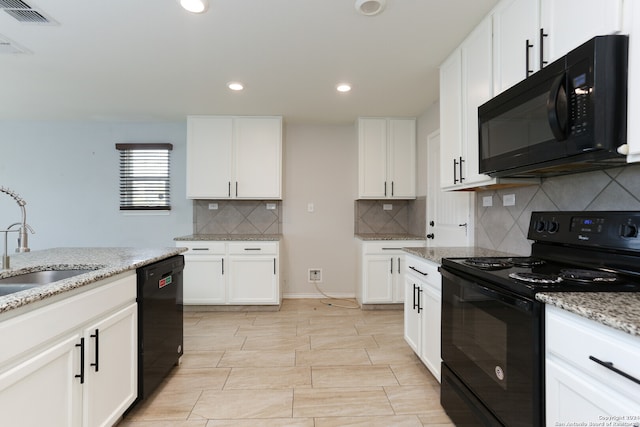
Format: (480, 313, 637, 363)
(528, 211, 640, 250)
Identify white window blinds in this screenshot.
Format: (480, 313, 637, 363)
(116, 143, 173, 211)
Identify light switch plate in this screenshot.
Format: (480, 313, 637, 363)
(383, 204, 393, 211)
(482, 196, 493, 207)
(208, 203, 218, 210)
(266, 203, 276, 210)
(503, 194, 516, 206)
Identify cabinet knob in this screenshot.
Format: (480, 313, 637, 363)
(429, 221, 435, 227)
(426, 233, 435, 239)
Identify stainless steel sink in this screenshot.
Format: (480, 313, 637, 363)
(0, 269, 94, 294)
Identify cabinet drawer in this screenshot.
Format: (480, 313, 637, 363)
(546, 306, 640, 397)
(181, 241, 226, 255)
(227, 242, 278, 255)
(361, 241, 424, 254)
(405, 255, 440, 288)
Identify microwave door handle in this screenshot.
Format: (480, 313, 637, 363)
(547, 73, 569, 141)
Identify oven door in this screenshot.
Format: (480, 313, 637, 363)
(440, 268, 543, 427)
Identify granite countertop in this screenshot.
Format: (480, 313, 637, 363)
(175, 234, 282, 241)
(355, 233, 426, 241)
(537, 292, 640, 337)
(403, 246, 515, 264)
(0, 247, 186, 315)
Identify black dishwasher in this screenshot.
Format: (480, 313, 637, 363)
(136, 255, 184, 401)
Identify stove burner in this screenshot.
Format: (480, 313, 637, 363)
(508, 257, 546, 267)
(509, 272, 563, 284)
(464, 257, 514, 270)
(560, 269, 619, 283)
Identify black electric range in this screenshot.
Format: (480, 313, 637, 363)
(440, 211, 640, 427)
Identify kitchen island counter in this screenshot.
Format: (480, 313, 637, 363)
(403, 246, 514, 264)
(0, 247, 186, 316)
(175, 234, 281, 241)
(537, 292, 640, 337)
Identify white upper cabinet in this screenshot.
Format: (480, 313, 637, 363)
(358, 117, 416, 199)
(440, 16, 496, 190)
(493, 0, 623, 95)
(540, 0, 623, 65)
(187, 115, 282, 200)
(492, 0, 540, 95)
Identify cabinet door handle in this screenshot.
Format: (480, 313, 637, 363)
(384, 181, 387, 197)
(75, 338, 85, 384)
(526, 39, 534, 77)
(228, 181, 231, 197)
(397, 257, 400, 274)
(453, 158, 458, 184)
(409, 266, 428, 276)
(273, 258, 276, 275)
(417, 287, 423, 313)
(90, 329, 99, 372)
(235, 182, 238, 197)
(413, 284, 418, 310)
(391, 181, 394, 196)
(539, 28, 548, 69)
(459, 156, 464, 182)
(390, 258, 393, 274)
(589, 356, 640, 386)
(222, 258, 224, 275)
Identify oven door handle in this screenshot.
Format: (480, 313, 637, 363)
(464, 282, 533, 313)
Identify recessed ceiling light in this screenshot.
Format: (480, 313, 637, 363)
(179, 0, 209, 13)
(228, 82, 244, 91)
(337, 84, 352, 93)
(355, 0, 386, 16)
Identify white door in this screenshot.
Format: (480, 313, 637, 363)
(362, 255, 393, 303)
(228, 256, 278, 304)
(83, 303, 137, 427)
(439, 50, 463, 189)
(403, 277, 420, 354)
(183, 255, 226, 304)
(358, 118, 388, 198)
(427, 131, 473, 246)
(540, 0, 623, 65)
(0, 334, 82, 427)
(234, 117, 282, 199)
(388, 119, 416, 198)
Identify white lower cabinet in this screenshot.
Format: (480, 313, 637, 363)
(545, 305, 640, 424)
(180, 241, 281, 305)
(356, 240, 424, 305)
(0, 272, 138, 427)
(403, 254, 441, 382)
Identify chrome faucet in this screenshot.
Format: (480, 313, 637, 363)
(1, 186, 35, 270)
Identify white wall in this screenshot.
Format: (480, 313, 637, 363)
(282, 124, 358, 298)
(0, 121, 192, 250)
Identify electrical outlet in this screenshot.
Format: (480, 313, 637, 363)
(482, 196, 493, 207)
(503, 194, 516, 206)
(266, 203, 276, 210)
(208, 203, 218, 210)
(308, 268, 322, 282)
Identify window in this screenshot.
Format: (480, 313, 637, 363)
(115, 143, 173, 211)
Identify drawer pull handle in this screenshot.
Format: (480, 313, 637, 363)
(409, 266, 428, 276)
(382, 248, 402, 251)
(589, 355, 640, 386)
(244, 248, 262, 251)
(192, 248, 210, 251)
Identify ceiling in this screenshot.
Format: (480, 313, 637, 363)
(0, 0, 498, 124)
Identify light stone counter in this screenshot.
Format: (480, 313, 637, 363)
(355, 233, 426, 241)
(536, 292, 640, 337)
(175, 234, 281, 241)
(403, 246, 514, 264)
(0, 247, 186, 315)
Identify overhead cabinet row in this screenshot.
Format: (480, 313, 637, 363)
(187, 116, 282, 199)
(440, 0, 624, 190)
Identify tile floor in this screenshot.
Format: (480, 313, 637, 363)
(118, 299, 454, 427)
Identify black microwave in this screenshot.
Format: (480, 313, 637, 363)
(478, 35, 628, 178)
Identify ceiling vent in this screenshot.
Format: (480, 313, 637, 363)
(0, 0, 56, 24)
(0, 33, 30, 54)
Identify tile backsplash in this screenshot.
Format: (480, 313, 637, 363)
(475, 164, 640, 255)
(193, 200, 281, 235)
(355, 197, 426, 236)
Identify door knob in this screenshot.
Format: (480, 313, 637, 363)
(427, 233, 435, 239)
